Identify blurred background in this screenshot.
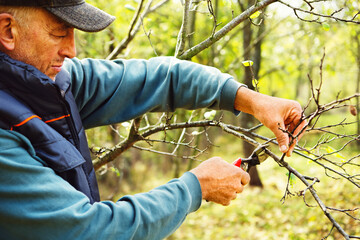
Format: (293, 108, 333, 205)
(77, 0, 359, 239)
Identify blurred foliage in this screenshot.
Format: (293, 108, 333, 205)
(99, 113, 359, 240)
(166, 121, 359, 239)
(79, 0, 359, 238)
(167, 162, 359, 240)
(77, 0, 359, 102)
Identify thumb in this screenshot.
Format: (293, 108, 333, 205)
(275, 122, 289, 154)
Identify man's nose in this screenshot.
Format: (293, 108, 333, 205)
(59, 28, 76, 59)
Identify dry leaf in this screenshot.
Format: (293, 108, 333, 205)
(350, 105, 357, 116)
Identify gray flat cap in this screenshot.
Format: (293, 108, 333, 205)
(0, 0, 115, 32)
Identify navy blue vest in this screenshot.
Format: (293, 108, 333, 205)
(0, 52, 100, 203)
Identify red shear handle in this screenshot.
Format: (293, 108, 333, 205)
(233, 158, 242, 168)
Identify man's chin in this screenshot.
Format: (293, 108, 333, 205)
(47, 74, 56, 81)
(45, 71, 58, 81)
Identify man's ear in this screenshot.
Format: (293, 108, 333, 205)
(0, 13, 16, 51)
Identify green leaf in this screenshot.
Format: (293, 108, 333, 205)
(322, 22, 330, 31)
(252, 78, 258, 88)
(325, 146, 345, 160)
(242, 60, 254, 67)
(110, 167, 121, 177)
(92, 146, 101, 152)
(286, 172, 296, 186)
(250, 11, 262, 19)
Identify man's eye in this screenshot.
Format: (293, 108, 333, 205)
(53, 34, 66, 38)
(51, 32, 67, 38)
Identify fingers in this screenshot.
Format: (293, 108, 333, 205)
(241, 171, 250, 186)
(220, 175, 248, 206)
(190, 157, 251, 206)
(216, 184, 244, 206)
(274, 102, 307, 157)
(234, 88, 307, 157)
(287, 118, 307, 156)
(274, 121, 290, 154)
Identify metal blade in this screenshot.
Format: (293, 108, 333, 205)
(252, 144, 269, 164)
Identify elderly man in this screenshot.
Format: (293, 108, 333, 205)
(0, 0, 306, 239)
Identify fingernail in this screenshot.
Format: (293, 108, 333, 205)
(280, 145, 288, 152)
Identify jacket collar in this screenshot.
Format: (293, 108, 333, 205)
(0, 51, 70, 96)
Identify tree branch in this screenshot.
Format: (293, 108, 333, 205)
(279, 0, 360, 24)
(106, 0, 170, 60)
(264, 148, 353, 240)
(175, 0, 191, 57)
(177, 0, 278, 60)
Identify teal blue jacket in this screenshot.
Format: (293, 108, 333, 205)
(0, 56, 243, 239)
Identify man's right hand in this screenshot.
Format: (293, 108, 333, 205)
(190, 157, 250, 206)
(234, 87, 307, 157)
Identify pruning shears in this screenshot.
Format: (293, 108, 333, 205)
(233, 145, 269, 172)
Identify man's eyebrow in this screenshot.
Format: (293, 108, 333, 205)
(46, 16, 73, 32)
(52, 13, 73, 27)
(47, 22, 73, 32)
(53, 25, 72, 31)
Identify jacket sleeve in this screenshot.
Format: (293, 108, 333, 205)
(63, 57, 243, 129)
(0, 129, 201, 240)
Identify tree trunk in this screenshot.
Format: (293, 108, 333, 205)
(240, 0, 263, 187)
(356, 31, 360, 148)
(187, 2, 196, 54)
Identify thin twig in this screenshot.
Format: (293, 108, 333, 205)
(107, 0, 146, 60)
(178, 0, 277, 59)
(278, 0, 360, 24)
(107, 0, 170, 60)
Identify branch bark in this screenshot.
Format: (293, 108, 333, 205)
(264, 148, 352, 240)
(175, 0, 191, 57)
(279, 0, 360, 24)
(177, 0, 278, 60)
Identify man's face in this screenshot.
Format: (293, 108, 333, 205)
(10, 9, 76, 80)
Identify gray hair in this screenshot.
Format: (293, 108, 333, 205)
(0, 6, 39, 30)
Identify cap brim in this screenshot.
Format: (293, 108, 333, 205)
(46, 2, 115, 32)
